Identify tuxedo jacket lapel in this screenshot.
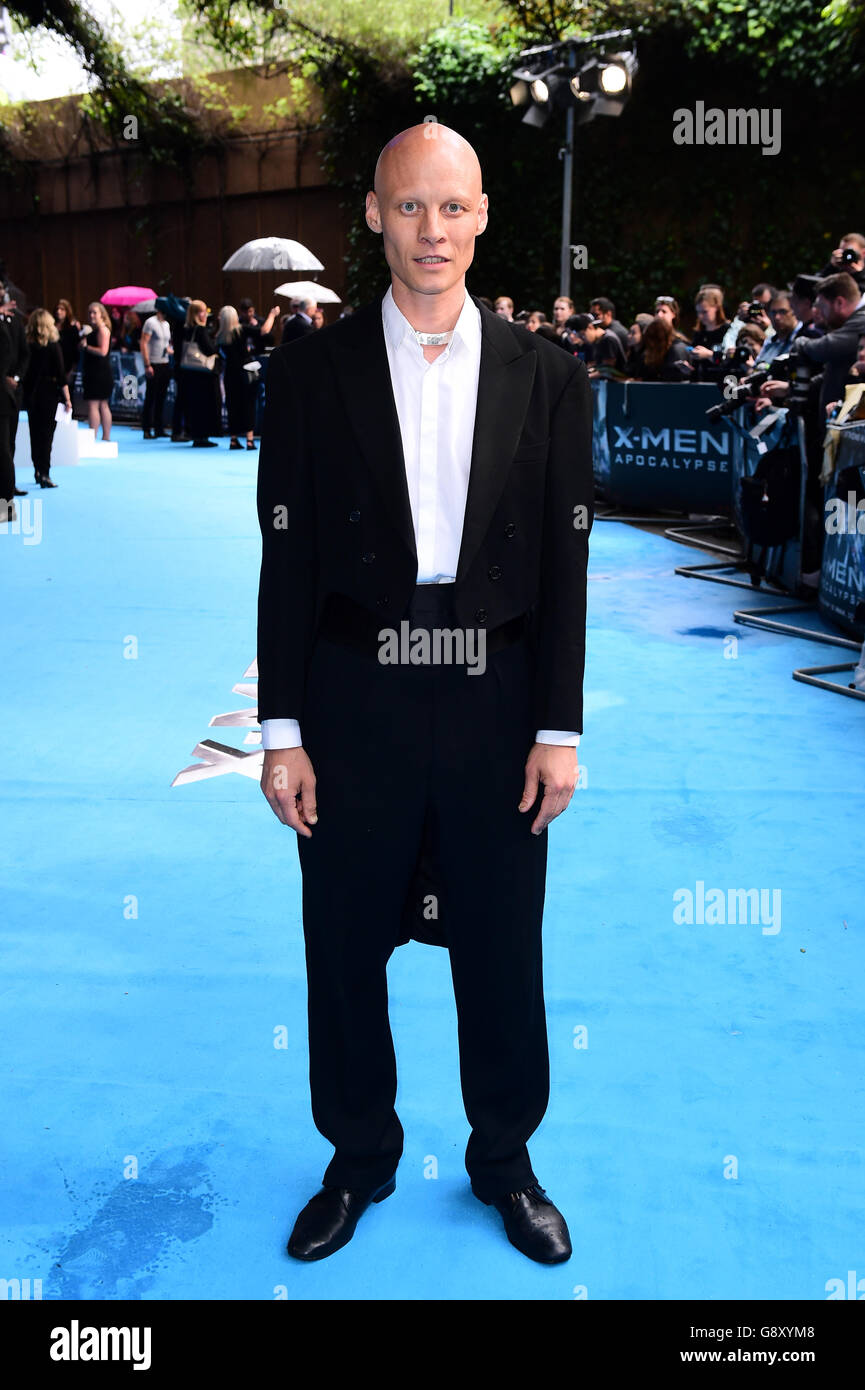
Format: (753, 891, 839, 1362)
(324, 288, 537, 586)
(456, 298, 537, 584)
(326, 292, 417, 566)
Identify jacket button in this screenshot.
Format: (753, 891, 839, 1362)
(504, 523, 516, 538)
(349, 510, 361, 522)
(362, 552, 376, 564)
(475, 608, 487, 624)
(488, 564, 502, 581)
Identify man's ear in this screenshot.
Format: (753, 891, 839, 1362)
(365, 191, 382, 234)
(476, 193, 489, 236)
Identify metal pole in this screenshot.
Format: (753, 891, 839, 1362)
(559, 46, 577, 298)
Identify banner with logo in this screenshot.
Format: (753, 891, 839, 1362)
(592, 380, 739, 513)
(820, 425, 865, 639)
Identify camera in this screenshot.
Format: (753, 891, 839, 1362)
(840, 245, 861, 267)
(743, 301, 768, 323)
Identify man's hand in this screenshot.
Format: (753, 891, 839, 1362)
(260, 746, 317, 836)
(519, 743, 578, 835)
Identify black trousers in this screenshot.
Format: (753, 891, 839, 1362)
(28, 405, 57, 476)
(0, 414, 14, 511)
(142, 363, 171, 432)
(296, 583, 550, 1202)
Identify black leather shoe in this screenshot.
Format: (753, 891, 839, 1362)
(40, 475, 58, 487)
(287, 1175, 396, 1261)
(483, 1183, 572, 1264)
(14, 486, 27, 495)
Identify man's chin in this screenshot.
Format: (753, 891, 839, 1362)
(392, 263, 466, 296)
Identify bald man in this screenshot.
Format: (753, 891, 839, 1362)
(257, 123, 593, 1265)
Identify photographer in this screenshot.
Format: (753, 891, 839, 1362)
(756, 273, 865, 415)
(754, 293, 802, 366)
(817, 232, 865, 295)
(719, 283, 777, 351)
(789, 274, 824, 341)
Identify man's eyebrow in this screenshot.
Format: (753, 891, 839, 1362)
(389, 192, 475, 203)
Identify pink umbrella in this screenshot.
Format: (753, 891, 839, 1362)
(101, 285, 157, 306)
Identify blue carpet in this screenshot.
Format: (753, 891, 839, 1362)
(2, 425, 863, 1301)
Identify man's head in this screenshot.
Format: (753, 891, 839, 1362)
(552, 296, 574, 326)
(814, 271, 861, 330)
(239, 298, 256, 322)
(589, 296, 615, 326)
(750, 282, 778, 306)
(834, 232, 865, 273)
(365, 124, 487, 299)
(495, 296, 514, 319)
(563, 313, 601, 347)
(766, 292, 797, 339)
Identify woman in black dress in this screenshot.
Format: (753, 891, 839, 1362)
(23, 308, 72, 486)
(54, 299, 81, 392)
(179, 299, 220, 447)
(81, 301, 113, 441)
(215, 305, 257, 450)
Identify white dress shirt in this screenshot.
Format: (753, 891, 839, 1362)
(260, 285, 579, 750)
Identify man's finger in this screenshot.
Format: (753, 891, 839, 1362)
(299, 777, 317, 827)
(531, 783, 574, 835)
(519, 765, 540, 812)
(282, 794, 313, 838)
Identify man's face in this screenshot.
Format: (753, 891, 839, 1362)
(815, 294, 848, 330)
(591, 304, 612, 326)
(790, 292, 812, 323)
(365, 127, 487, 299)
(767, 300, 796, 337)
(584, 323, 603, 344)
(553, 299, 571, 325)
(495, 298, 513, 318)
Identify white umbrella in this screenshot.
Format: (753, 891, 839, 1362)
(223, 237, 324, 273)
(131, 298, 156, 314)
(275, 280, 341, 304)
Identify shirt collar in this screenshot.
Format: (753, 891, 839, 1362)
(382, 282, 481, 357)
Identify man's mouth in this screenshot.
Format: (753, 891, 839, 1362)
(414, 256, 449, 264)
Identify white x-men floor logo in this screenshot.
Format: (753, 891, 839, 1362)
(171, 661, 264, 786)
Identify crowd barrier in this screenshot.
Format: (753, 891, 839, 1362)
(591, 379, 740, 514)
(819, 421, 865, 640)
(71, 349, 270, 433)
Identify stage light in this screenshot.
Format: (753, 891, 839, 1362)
(530, 78, 550, 104)
(600, 62, 628, 95)
(509, 79, 530, 107)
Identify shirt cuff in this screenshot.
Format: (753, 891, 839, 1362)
(535, 730, 580, 747)
(260, 718, 302, 749)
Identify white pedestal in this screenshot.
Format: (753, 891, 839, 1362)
(15, 413, 119, 466)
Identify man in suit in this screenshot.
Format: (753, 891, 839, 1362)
(279, 297, 317, 345)
(256, 123, 593, 1265)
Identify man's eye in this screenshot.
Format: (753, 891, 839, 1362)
(401, 202, 418, 213)
(446, 203, 463, 213)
